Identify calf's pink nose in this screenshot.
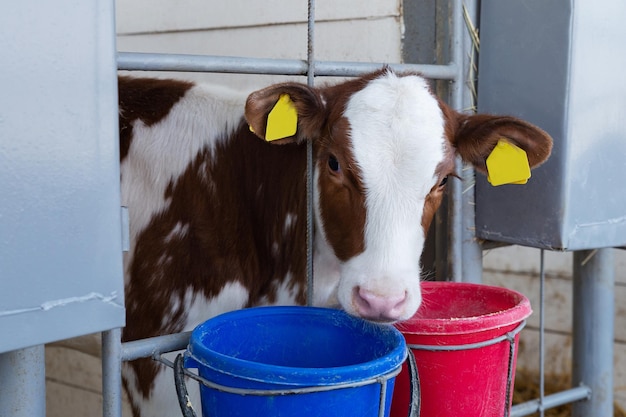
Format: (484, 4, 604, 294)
(353, 287, 407, 322)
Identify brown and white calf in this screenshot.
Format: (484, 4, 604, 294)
(118, 69, 552, 417)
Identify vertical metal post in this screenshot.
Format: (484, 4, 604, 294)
(572, 249, 614, 417)
(459, 0, 482, 284)
(102, 328, 123, 417)
(0, 345, 46, 417)
(538, 250, 546, 417)
(305, 0, 315, 306)
(449, 0, 482, 283)
(448, 0, 464, 283)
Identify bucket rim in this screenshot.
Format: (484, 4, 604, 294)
(185, 306, 407, 387)
(395, 282, 532, 336)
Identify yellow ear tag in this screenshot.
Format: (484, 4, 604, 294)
(486, 139, 531, 186)
(265, 94, 298, 141)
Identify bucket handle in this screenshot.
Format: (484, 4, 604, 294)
(406, 347, 421, 417)
(174, 354, 199, 417)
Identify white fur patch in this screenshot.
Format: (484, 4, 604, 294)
(283, 212, 297, 234)
(182, 282, 250, 331)
(164, 222, 189, 243)
(312, 168, 342, 308)
(257, 273, 302, 306)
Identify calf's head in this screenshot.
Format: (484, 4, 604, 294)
(246, 69, 552, 323)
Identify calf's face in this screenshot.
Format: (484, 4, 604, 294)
(246, 69, 552, 323)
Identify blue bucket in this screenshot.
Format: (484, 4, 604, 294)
(183, 306, 407, 417)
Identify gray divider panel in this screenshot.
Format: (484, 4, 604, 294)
(476, 0, 626, 250)
(0, 0, 124, 353)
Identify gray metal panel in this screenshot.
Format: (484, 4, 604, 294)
(476, 0, 626, 250)
(0, 1, 124, 353)
(563, 1, 626, 250)
(476, 0, 571, 249)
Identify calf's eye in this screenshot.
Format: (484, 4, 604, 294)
(439, 176, 449, 187)
(328, 155, 340, 172)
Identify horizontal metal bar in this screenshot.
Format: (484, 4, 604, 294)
(117, 52, 458, 80)
(315, 61, 458, 80)
(510, 385, 591, 417)
(117, 52, 306, 75)
(121, 331, 191, 362)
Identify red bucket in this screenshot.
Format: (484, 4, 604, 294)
(391, 282, 532, 417)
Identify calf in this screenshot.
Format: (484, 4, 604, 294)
(118, 69, 552, 417)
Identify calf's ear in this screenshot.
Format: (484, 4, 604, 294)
(442, 104, 553, 174)
(245, 83, 326, 145)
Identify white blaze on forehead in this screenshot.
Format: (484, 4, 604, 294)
(341, 71, 446, 312)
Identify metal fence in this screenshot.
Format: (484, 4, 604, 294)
(104, 1, 612, 416)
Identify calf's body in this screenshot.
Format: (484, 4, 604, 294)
(118, 70, 552, 417)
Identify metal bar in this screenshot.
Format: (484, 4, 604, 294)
(315, 61, 457, 79)
(572, 249, 615, 417)
(102, 328, 123, 417)
(449, 0, 464, 108)
(117, 52, 307, 75)
(116, 52, 458, 80)
(305, 0, 315, 307)
(0, 345, 46, 417)
(459, 162, 481, 283)
(504, 330, 517, 417)
(306, 0, 315, 86)
(458, 0, 482, 284)
(539, 249, 546, 417)
(121, 331, 191, 362)
(448, 0, 464, 282)
(377, 377, 387, 417)
(510, 385, 591, 417)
